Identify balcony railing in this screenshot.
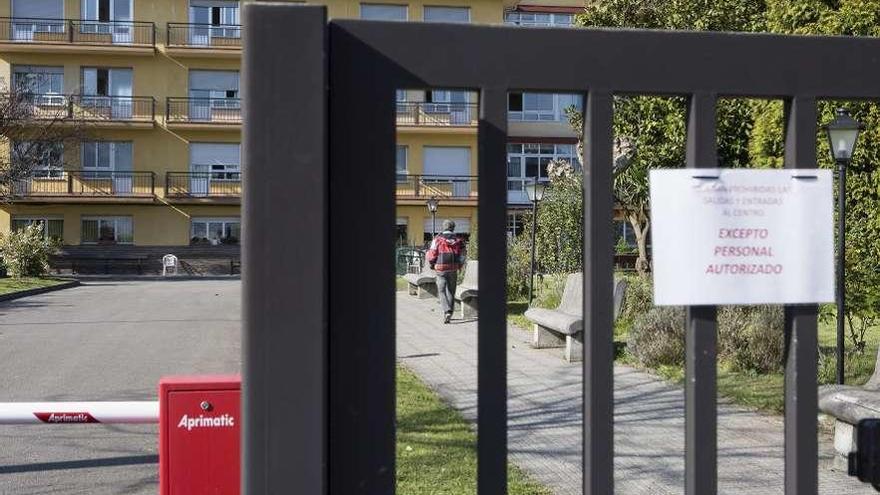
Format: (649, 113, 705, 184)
(396, 102, 478, 127)
(167, 23, 241, 49)
(396, 175, 477, 200)
(0, 18, 155, 48)
(13, 171, 156, 198)
(6, 94, 155, 123)
(166, 172, 242, 198)
(166, 97, 242, 124)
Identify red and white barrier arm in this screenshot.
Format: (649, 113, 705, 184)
(0, 402, 158, 424)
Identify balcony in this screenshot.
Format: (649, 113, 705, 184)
(166, 97, 241, 128)
(12, 172, 156, 203)
(9, 94, 155, 127)
(396, 175, 477, 204)
(396, 102, 478, 131)
(167, 23, 241, 57)
(0, 18, 155, 55)
(165, 172, 241, 203)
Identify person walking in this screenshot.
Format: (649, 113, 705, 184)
(426, 219, 465, 324)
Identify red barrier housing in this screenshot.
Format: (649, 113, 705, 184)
(159, 375, 241, 495)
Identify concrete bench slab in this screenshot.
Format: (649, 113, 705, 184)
(819, 344, 880, 467)
(404, 263, 437, 299)
(454, 260, 478, 318)
(524, 272, 627, 363)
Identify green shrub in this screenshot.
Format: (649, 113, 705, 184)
(506, 236, 531, 299)
(0, 223, 56, 278)
(718, 306, 785, 374)
(620, 275, 653, 324)
(628, 306, 685, 368)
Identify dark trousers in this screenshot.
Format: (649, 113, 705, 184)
(435, 270, 457, 315)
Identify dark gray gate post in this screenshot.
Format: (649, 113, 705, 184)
(242, 4, 327, 494)
(684, 93, 718, 495)
(582, 89, 615, 495)
(783, 96, 819, 495)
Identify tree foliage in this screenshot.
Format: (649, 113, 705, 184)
(0, 223, 56, 277)
(0, 83, 88, 203)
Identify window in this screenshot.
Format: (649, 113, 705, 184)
(424, 89, 469, 113)
(508, 92, 581, 121)
(506, 142, 577, 195)
(81, 68, 133, 117)
(191, 218, 240, 245)
(82, 0, 132, 22)
(396, 217, 408, 245)
(81, 216, 133, 244)
(423, 6, 470, 23)
(11, 0, 65, 38)
(82, 141, 132, 177)
(506, 211, 525, 238)
(13, 66, 65, 107)
(190, 143, 240, 181)
(190, 0, 240, 38)
(396, 145, 408, 181)
(189, 70, 241, 111)
(504, 11, 574, 28)
(13, 141, 64, 178)
(12, 217, 64, 241)
(614, 220, 639, 250)
(360, 4, 407, 21)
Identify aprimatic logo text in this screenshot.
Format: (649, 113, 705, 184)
(177, 413, 235, 431)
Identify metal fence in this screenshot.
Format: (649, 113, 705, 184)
(166, 172, 242, 198)
(243, 4, 880, 494)
(0, 18, 155, 47)
(166, 97, 242, 124)
(167, 23, 241, 49)
(396, 174, 477, 200)
(14, 171, 155, 198)
(396, 101, 478, 126)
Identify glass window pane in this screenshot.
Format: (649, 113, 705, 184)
(192, 221, 207, 239)
(424, 6, 469, 23)
(208, 222, 224, 240)
(47, 219, 63, 240)
(116, 217, 133, 243)
(226, 222, 241, 240)
(82, 219, 99, 243)
(99, 219, 116, 242)
(525, 157, 539, 177)
(360, 4, 407, 21)
(507, 157, 521, 177)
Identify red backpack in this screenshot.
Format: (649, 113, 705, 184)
(426, 233, 464, 272)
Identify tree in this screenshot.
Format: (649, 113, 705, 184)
(0, 83, 87, 203)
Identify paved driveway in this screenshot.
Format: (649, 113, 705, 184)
(0, 280, 241, 494)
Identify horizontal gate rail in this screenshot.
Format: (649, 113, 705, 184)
(244, 4, 880, 494)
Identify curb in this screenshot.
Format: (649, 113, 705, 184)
(0, 280, 81, 303)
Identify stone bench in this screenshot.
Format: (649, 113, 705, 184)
(454, 260, 478, 318)
(404, 262, 437, 299)
(524, 272, 627, 363)
(819, 345, 880, 467)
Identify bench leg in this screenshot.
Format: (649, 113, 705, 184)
(531, 324, 565, 349)
(460, 298, 477, 319)
(564, 334, 583, 363)
(831, 420, 856, 471)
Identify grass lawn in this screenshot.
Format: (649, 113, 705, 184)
(0, 277, 67, 296)
(397, 276, 409, 291)
(397, 366, 551, 495)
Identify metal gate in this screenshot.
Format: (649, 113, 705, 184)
(241, 3, 880, 494)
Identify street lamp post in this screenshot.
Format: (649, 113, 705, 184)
(426, 197, 439, 240)
(823, 108, 863, 385)
(525, 178, 547, 305)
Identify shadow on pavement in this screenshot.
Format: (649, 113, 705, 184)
(0, 454, 158, 474)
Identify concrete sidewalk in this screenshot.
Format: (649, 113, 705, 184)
(397, 292, 874, 494)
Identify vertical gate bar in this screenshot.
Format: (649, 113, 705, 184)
(477, 88, 508, 495)
(327, 17, 397, 495)
(582, 90, 614, 495)
(783, 96, 819, 495)
(242, 4, 327, 494)
(685, 93, 718, 495)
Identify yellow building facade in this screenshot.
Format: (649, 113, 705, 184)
(0, 0, 585, 251)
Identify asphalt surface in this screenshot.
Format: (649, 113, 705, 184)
(0, 280, 241, 494)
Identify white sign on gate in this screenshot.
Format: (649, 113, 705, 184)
(649, 169, 834, 306)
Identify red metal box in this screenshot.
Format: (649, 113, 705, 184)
(159, 375, 241, 495)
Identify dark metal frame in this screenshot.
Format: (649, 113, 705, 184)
(244, 4, 880, 494)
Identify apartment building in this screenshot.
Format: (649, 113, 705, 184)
(0, 0, 584, 253)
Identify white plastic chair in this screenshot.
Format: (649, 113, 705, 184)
(162, 254, 178, 277)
